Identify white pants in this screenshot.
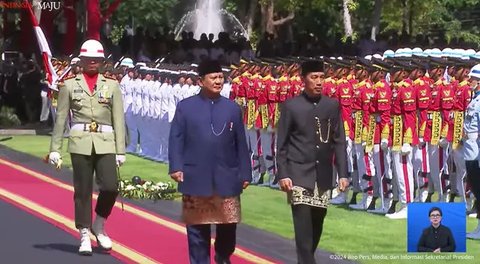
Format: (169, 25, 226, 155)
(40, 91, 50, 122)
(392, 151, 414, 204)
(452, 146, 467, 204)
(413, 145, 429, 198)
(260, 130, 276, 177)
(427, 144, 446, 200)
(247, 129, 261, 181)
(354, 143, 375, 194)
(346, 138, 354, 173)
(373, 145, 392, 199)
(157, 118, 170, 162)
(126, 107, 138, 153)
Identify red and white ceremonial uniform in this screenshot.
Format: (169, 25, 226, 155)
(413, 77, 431, 201)
(369, 80, 393, 210)
(450, 80, 472, 204)
(426, 78, 448, 201)
(391, 79, 416, 206)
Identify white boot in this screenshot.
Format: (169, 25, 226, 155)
(349, 193, 371, 210)
(92, 215, 112, 250)
(386, 204, 408, 219)
(330, 191, 347, 205)
(368, 198, 391, 214)
(79, 228, 92, 256)
(467, 220, 480, 240)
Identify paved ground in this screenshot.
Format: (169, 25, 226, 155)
(0, 199, 121, 264)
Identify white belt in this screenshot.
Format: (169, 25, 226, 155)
(71, 123, 114, 133)
(466, 133, 478, 140)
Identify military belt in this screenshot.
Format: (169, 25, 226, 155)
(71, 122, 114, 133)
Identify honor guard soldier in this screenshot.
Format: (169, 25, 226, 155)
(424, 58, 448, 202)
(464, 64, 480, 239)
(387, 61, 417, 219)
(168, 60, 252, 263)
(48, 39, 126, 255)
(276, 60, 348, 264)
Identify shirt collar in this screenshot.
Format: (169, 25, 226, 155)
(302, 91, 322, 103)
(199, 90, 222, 103)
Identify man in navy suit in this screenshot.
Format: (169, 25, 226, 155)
(168, 59, 252, 264)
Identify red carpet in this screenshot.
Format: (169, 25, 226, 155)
(0, 160, 277, 264)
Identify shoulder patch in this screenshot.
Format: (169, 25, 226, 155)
(103, 74, 117, 81)
(63, 74, 76, 81)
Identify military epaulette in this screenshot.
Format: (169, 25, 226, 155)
(103, 74, 117, 81)
(63, 74, 76, 81)
(414, 79, 424, 86)
(374, 81, 385, 88)
(262, 75, 272, 81)
(278, 75, 288, 82)
(459, 80, 469, 87)
(232, 76, 241, 84)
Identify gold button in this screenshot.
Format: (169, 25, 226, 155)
(316, 145, 320, 149)
(315, 160, 319, 164)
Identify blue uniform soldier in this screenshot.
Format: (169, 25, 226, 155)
(168, 59, 252, 264)
(464, 64, 480, 240)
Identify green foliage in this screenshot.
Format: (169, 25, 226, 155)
(119, 180, 178, 200)
(111, 0, 178, 31)
(109, 24, 124, 45)
(0, 107, 21, 127)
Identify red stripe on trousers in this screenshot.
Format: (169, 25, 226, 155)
(439, 147, 445, 190)
(422, 146, 427, 172)
(402, 155, 411, 203)
(257, 130, 262, 156)
(380, 148, 387, 196)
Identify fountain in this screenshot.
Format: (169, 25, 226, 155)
(174, 0, 249, 40)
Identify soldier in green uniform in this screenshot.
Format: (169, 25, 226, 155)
(48, 39, 126, 255)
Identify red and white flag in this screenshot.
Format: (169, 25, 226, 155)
(24, 0, 59, 90)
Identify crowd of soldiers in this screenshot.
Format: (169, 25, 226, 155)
(49, 46, 480, 221)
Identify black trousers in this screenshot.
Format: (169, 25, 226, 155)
(466, 160, 480, 219)
(292, 205, 327, 264)
(70, 153, 119, 229)
(186, 223, 236, 264)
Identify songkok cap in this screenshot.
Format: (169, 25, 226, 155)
(301, 60, 324, 75)
(197, 60, 222, 76)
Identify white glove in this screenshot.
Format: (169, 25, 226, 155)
(418, 137, 426, 148)
(439, 138, 448, 148)
(380, 139, 389, 150)
(401, 143, 412, 156)
(116, 155, 126, 167)
(48, 152, 62, 168)
(361, 141, 367, 148)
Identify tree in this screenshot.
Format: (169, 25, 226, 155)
(259, 0, 295, 35)
(342, 0, 354, 38)
(370, 0, 382, 41)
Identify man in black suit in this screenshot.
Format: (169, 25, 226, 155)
(276, 60, 349, 264)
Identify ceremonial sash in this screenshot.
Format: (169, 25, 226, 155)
(344, 120, 350, 138)
(452, 111, 464, 150)
(274, 103, 280, 129)
(365, 115, 376, 153)
(354, 111, 363, 144)
(392, 115, 403, 152)
(259, 104, 269, 129)
(246, 100, 256, 129)
(431, 111, 442, 145)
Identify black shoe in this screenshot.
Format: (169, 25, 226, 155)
(214, 255, 231, 264)
(349, 192, 358, 205)
(367, 197, 377, 210)
(387, 200, 398, 214)
(425, 193, 433, 203)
